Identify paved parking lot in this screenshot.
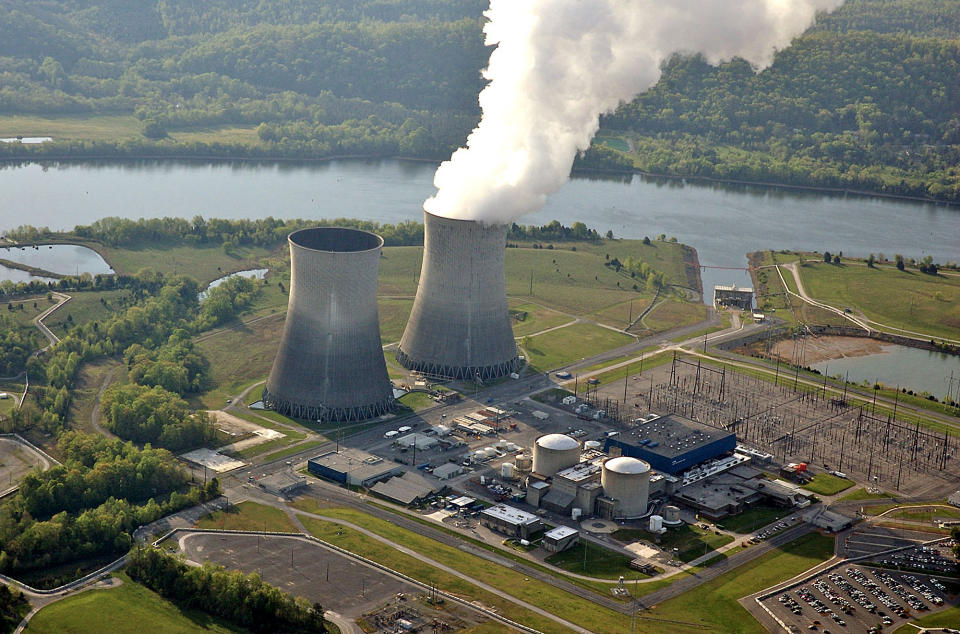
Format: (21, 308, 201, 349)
(178, 532, 417, 617)
(761, 563, 957, 633)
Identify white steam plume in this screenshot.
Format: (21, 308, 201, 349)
(425, 0, 843, 223)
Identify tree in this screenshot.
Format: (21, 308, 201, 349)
(141, 119, 167, 139)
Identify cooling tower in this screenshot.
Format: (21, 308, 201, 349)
(396, 210, 520, 380)
(601, 457, 651, 520)
(263, 227, 395, 422)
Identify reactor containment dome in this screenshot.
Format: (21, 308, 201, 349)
(263, 227, 395, 422)
(396, 210, 520, 380)
(601, 456, 651, 520)
(532, 433, 580, 477)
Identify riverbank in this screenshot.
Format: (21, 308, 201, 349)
(2, 150, 959, 209)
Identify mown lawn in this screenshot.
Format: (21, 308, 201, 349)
(522, 322, 634, 372)
(646, 533, 836, 633)
(509, 301, 572, 337)
(641, 300, 707, 334)
(650, 524, 734, 563)
(801, 473, 854, 496)
(196, 501, 297, 533)
(721, 506, 794, 534)
(26, 573, 243, 633)
(544, 540, 638, 579)
(798, 260, 960, 341)
(99, 243, 275, 284)
(892, 605, 960, 633)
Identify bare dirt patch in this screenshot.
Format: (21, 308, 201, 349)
(772, 335, 888, 365)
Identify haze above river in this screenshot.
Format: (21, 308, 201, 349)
(1, 159, 958, 295)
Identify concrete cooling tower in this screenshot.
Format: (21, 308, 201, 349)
(263, 227, 395, 422)
(601, 456, 651, 519)
(396, 210, 520, 380)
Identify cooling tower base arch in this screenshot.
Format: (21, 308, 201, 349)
(395, 349, 521, 381)
(261, 387, 396, 423)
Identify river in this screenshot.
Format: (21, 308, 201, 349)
(1, 159, 958, 297)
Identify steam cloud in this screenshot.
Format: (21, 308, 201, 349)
(425, 0, 844, 224)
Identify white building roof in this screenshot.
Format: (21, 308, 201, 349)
(432, 463, 461, 478)
(481, 504, 540, 526)
(604, 456, 651, 474)
(544, 526, 579, 541)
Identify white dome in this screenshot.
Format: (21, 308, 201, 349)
(604, 456, 650, 474)
(537, 433, 579, 451)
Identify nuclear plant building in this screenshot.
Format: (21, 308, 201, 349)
(397, 210, 520, 380)
(263, 227, 395, 421)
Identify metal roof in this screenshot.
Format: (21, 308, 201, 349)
(544, 526, 579, 540)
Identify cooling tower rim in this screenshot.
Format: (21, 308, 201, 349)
(604, 456, 651, 474)
(289, 226, 384, 253)
(423, 208, 507, 229)
(536, 433, 579, 451)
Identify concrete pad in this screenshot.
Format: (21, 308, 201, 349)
(180, 448, 246, 473)
(625, 542, 659, 558)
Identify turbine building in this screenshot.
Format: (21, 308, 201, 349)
(397, 210, 520, 380)
(263, 227, 395, 421)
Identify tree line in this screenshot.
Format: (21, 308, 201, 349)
(127, 545, 330, 633)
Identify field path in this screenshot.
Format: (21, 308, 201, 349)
(33, 292, 71, 349)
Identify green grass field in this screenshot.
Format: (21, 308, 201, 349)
(26, 573, 243, 634)
(612, 524, 733, 563)
(397, 391, 436, 411)
(889, 505, 960, 522)
(720, 506, 794, 534)
(0, 114, 142, 141)
(801, 473, 855, 496)
(378, 298, 413, 344)
(2, 296, 49, 327)
(509, 301, 573, 337)
(522, 322, 634, 372)
(638, 299, 707, 333)
(544, 540, 637, 579)
(838, 487, 894, 502)
(797, 260, 960, 341)
(196, 500, 297, 533)
(583, 350, 673, 388)
(646, 533, 835, 633)
(98, 243, 275, 284)
(262, 440, 326, 463)
(49, 289, 132, 337)
(893, 605, 960, 633)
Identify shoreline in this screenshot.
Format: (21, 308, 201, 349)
(0, 153, 957, 209)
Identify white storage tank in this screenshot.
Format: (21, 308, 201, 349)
(601, 456, 651, 519)
(649, 514, 663, 532)
(584, 440, 602, 450)
(532, 434, 580, 477)
(501, 462, 515, 479)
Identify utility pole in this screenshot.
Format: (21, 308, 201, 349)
(623, 363, 629, 403)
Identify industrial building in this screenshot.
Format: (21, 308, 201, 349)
(369, 471, 439, 506)
(605, 414, 736, 475)
(542, 526, 579, 553)
(713, 283, 754, 310)
(263, 227, 395, 421)
(308, 449, 404, 487)
(676, 464, 811, 520)
(397, 210, 520, 380)
(480, 504, 543, 539)
(257, 472, 307, 497)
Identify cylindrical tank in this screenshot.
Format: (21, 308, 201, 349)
(515, 454, 533, 472)
(501, 462, 515, 479)
(396, 210, 520, 380)
(263, 227, 395, 421)
(601, 456, 651, 519)
(532, 434, 580, 477)
(663, 505, 682, 524)
(649, 515, 663, 532)
(584, 440, 602, 450)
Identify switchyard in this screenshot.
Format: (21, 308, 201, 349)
(587, 353, 960, 497)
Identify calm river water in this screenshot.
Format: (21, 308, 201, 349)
(1, 159, 958, 296)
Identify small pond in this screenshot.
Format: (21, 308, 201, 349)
(0, 264, 56, 284)
(200, 268, 268, 300)
(811, 344, 960, 400)
(0, 244, 114, 276)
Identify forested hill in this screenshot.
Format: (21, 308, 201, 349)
(1, 0, 958, 202)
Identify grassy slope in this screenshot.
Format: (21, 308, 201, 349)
(892, 605, 960, 632)
(522, 322, 634, 372)
(196, 500, 297, 533)
(798, 260, 960, 340)
(49, 289, 131, 337)
(99, 243, 275, 285)
(801, 473, 855, 496)
(26, 573, 243, 634)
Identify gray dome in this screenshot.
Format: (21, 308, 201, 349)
(537, 434, 579, 451)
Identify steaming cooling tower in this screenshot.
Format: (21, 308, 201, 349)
(532, 434, 580, 477)
(263, 227, 395, 422)
(601, 457, 651, 520)
(396, 210, 520, 380)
